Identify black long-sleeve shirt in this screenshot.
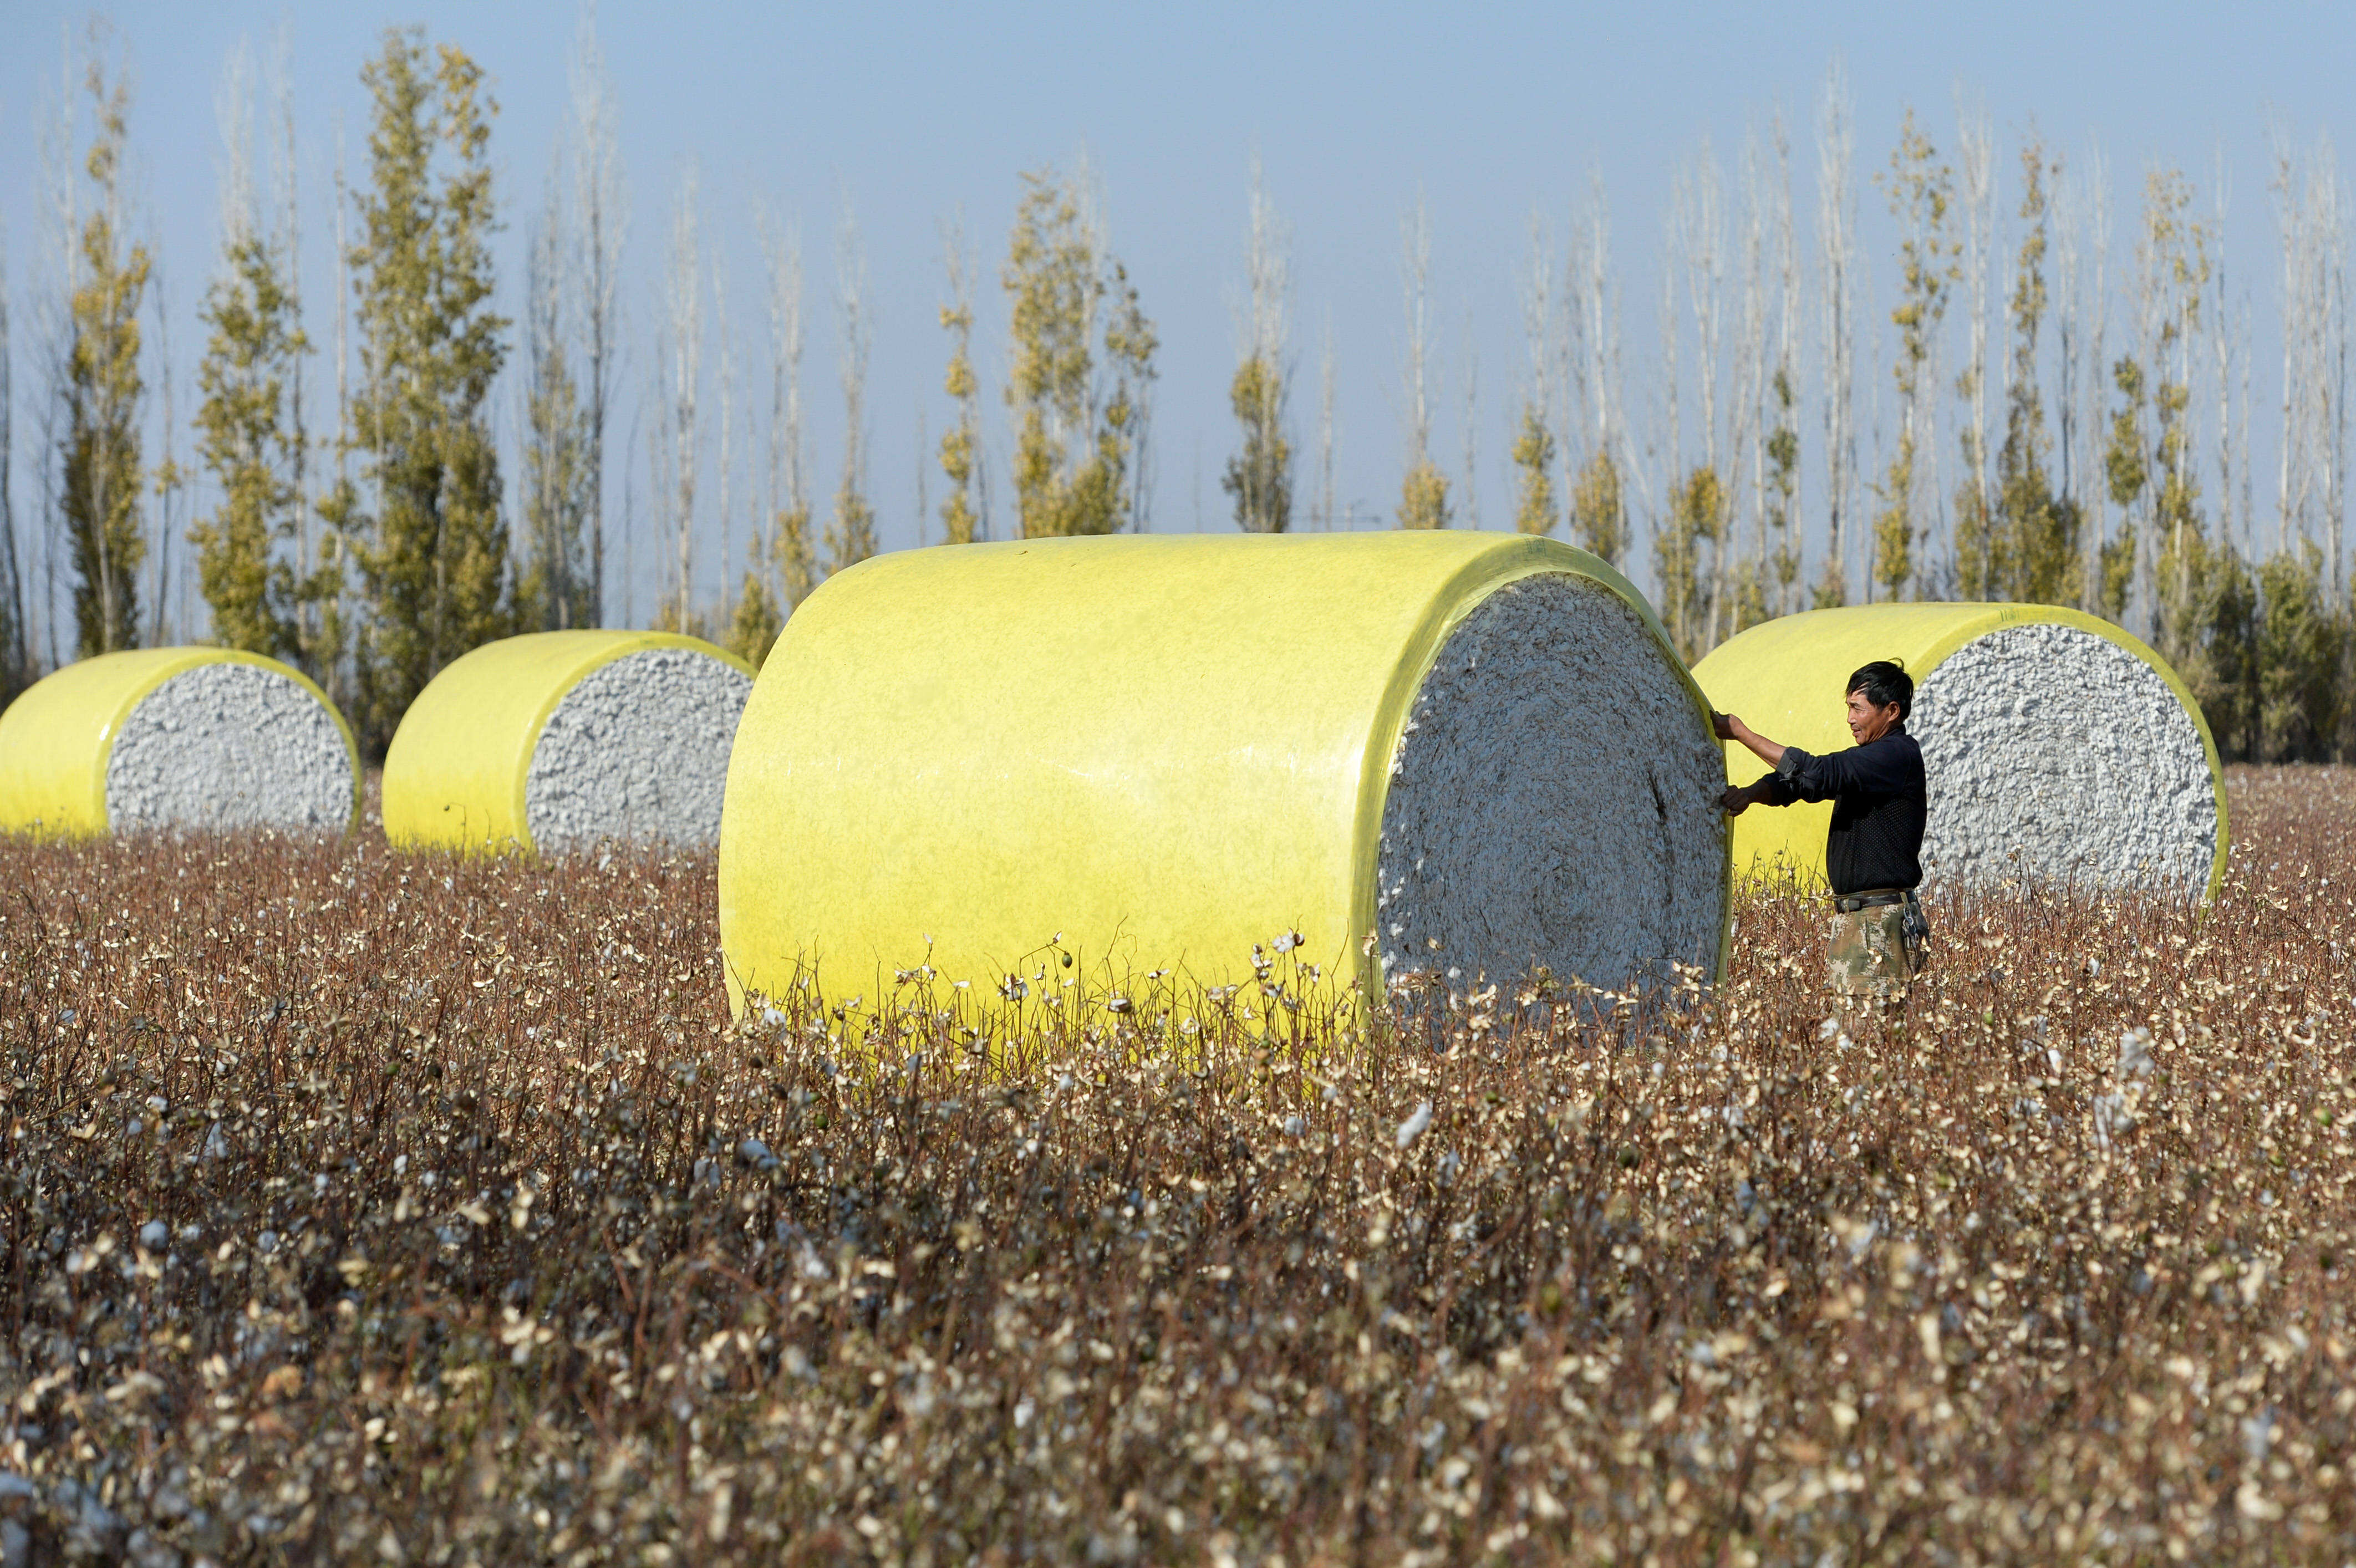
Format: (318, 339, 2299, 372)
(1753, 725, 1927, 894)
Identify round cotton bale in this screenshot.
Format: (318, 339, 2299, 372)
(1694, 603, 2227, 899)
(382, 630, 756, 855)
(718, 532, 1730, 1015)
(0, 647, 358, 838)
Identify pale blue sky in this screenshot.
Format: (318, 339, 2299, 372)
(2, 2, 2349, 635)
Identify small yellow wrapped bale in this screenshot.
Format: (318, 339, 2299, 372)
(0, 647, 358, 838)
(719, 532, 1731, 1014)
(383, 630, 756, 855)
(1695, 603, 2227, 899)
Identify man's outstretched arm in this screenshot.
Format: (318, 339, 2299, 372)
(1713, 711, 1788, 767)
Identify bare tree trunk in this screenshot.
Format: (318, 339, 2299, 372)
(1316, 315, 1335, 530)
(572, 1, 625, 627)
(827, 196, 874, 572)
(149, 255, 176, 645)
(713, 251, 734, 620)
(1404, 191, 1432, 478)
(2212, 154, 2236, 558)
(1771, 111, 1799, 615)
(1675, 138, 1726, 638)
(2086, 140, 2111, 605)
(664, 164, 701, 625)
(2333, 152, 2350, 602)
(1815, 62, 1856, 605)
(1735, 128, 1768, 637)
(1957, 98, 1993, 597)
(1459, 308, 1478, 530)
(0, 220, 23, 692)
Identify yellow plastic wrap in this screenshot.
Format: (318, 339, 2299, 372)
(0, 647, 359, 838)
(1693, 602, 2228, 899)
(382, 630, 756, 853)
(718, 531, 1725, 1017)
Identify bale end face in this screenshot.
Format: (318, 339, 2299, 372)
(1378, 574, 1727, 997)
(107, 660, 357, 834)
(1914, 622, 2220, 898)
(525, 648, 754, 854)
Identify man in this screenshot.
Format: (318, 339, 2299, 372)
(1713, 660, 1929, 1012)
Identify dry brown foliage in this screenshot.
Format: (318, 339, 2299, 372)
(1, 768, 2352, 1564)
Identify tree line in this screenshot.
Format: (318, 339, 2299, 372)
(0, 29, 2348, 763)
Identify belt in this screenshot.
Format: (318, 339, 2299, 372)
(1833, 888, 1918, 914)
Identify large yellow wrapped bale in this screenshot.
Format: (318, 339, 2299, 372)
(719, 532, 1731, 1016)
(383, 630, 756, 855)
(0, 647, 358, 838)
(1695, 603, 2227, 899)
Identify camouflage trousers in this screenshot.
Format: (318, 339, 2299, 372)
(1827, 892, 1928, 1004)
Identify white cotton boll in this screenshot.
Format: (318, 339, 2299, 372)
(1395, 1101, 1433, 1148)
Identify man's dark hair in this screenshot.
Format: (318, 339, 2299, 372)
(1846, 659, 1913, 719)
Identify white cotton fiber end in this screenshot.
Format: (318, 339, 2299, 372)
(1376, 573, 1727, 993)
(1913, 622, 2218, 896)
(104, 661, 354, 833)
(523, 647, 754, 853)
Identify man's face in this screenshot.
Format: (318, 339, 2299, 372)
(1846, 688, 1904, 744)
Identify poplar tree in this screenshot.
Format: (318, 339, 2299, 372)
(1979, 140, 2078, 604)
(937, 224, 983, 544)
(0, 221, 27, 700)
(343, 28, 509, 749)
(1566, 176, 1625, 565)
(1224, 159, 1292, 532)
(1869, 110, 1956, 603)
(517, 176, 591, 630)
(1656, 467, 1724, 661)
(191, 125, 307, 657)
(826, 204, 876, 571)
(1567, 450, 1623, 563)
(61, 47, 151, 658)
(2100, 355, 2148, 622)
(1511, 216, 1557, 536)
(1396, 196, 1449, 529)
(1003, 166, 1158, 537)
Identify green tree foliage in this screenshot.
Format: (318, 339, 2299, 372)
(1656, 466, 1726, 661)
(1968, 142, 2081, 604)
(1224, 354, 1292, 532)
(1567, 450, 1623, 566)
(1509, 404, 1556, 536)
(2255, 547, 2344, 762)
(1869, 111, 1956, 603)
(190, 223, 306, 657)
(1763, 368, 1800, 614)
(342, 28, 510, 751)
(937, 285, 982, 545)
(2099, 355, 2148, 624)
(1004, 169, 1157, 538)
(726, 573, 780, 669)
(1396, 460, 1450, 531)
(62, 54, 151, 658)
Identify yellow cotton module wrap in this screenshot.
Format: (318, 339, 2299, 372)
(0, 647, 360, 838)
(1693, 602, 2228, 901)
(381, 630, 756, 854)
(717, 531, 1729, 1020)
